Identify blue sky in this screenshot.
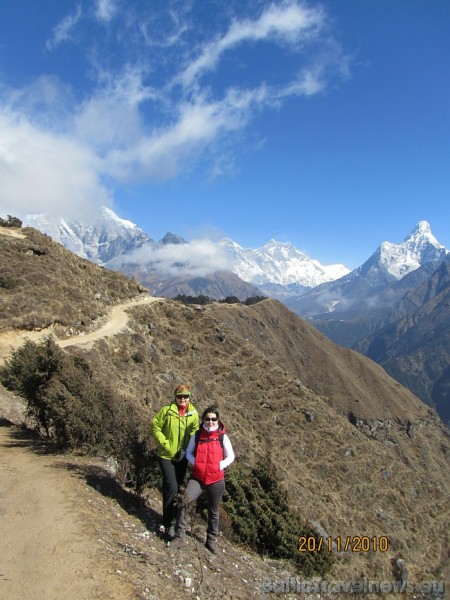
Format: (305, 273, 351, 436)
(0, 0, 449, 269)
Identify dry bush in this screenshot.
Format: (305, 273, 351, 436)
(0, 338, 156, 494)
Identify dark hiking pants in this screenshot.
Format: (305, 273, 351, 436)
(158, 457, 188, 528)
(176, 477, 225, 542)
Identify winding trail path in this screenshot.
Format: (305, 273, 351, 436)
(58, 295, 163, 349)
(0, 294, 164, 362)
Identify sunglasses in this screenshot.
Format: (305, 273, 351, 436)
(204, 417, 218, 422)
(176, 394, 190, 400)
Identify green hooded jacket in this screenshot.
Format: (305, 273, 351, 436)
(151, 401, 199, 459)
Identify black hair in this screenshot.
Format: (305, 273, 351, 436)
(202, 405, 219, 420)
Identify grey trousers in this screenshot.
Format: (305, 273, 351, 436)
(176, 477, 225, 542)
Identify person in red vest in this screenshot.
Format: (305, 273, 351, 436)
(171, 405, 235, 554)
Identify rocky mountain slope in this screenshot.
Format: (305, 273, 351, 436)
(117, 268, 262, 301)
(356, 254, 450, 425)
(1, 225, 450, 596)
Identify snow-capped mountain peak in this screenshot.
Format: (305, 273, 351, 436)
(376, 220, 446, 279)
(24, 206, 151, 264)
(404, 220, 443, 251)
(262, 239, 306, 260)
(287, 220, 449, 321)
(218, 238, 350, 288)
(100, 206, 140, 231)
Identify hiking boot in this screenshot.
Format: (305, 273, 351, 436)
(205, 540, 218, 554)
(157, 524, 175, 540)
(170, 536, 186, 549)
(157, 524, 166, 537)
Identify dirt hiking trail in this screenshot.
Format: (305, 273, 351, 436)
(0, 423, 136, 600)
(59, 295, 164, 349)
(0, 294, 163, 363)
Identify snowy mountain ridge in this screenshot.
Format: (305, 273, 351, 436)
(25, 207, 151, 264)
(354, 220, 447, 286)
(218, 238, 350, 288)
(287, 220, 448, 321)
(377, 220, 446, 279)
(22, 208, 448, 296)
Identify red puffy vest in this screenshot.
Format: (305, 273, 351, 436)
(192, 425, 225, 485)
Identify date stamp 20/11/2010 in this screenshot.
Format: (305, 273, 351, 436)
(298, 535, 389, 553)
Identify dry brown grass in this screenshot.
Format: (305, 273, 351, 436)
(0, 227, 146, 332)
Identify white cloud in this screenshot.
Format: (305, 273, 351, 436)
(117, 239, 232, 277)
(2, 76, 74, 129)
(0, 77, 267, 218)
(95, 0, 118, 22)
(103, 84, 269, 181)
(74, 67, 156, 150)
(46, 5, 83, 50)
(138, 7, 189, 49)
(278, 38, 352, 98)
(0, 111, 109, 221)
(279, 65, 326, 97)
(178, 1, 325, 88)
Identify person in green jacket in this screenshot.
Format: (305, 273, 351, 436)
(151, 383, 199, 539)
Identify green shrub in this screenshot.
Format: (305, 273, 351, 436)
(0, 215, 22, 227)
(0, 274, 17, 289)
(222, 457, 333, 577)
(218, 296, 241, 304)
(173, 294, 214, 305)
(244, 295, 268, 305)
(0, 338, 64, 436)
(0, 338, 157, 493)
